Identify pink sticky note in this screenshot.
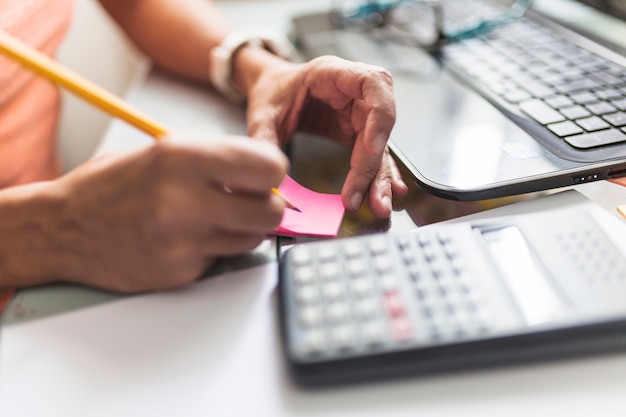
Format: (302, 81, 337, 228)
(272, 176, 345, 238)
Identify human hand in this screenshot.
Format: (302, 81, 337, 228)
(50, 137, 288, 293)
(244, 55, 408, 218)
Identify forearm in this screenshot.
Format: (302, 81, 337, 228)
(98, 0, 234, 83)
(98, 0, 290, 96)
(0, 182, 75, 289)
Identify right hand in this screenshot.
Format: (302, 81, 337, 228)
(51, 137, 288, 293)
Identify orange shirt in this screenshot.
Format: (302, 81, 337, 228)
(0, 0, 74, 188)
(0, 0, 74, 313)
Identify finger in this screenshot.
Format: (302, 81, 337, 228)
(342, 130, 381, 211)
(307, 57, 396, 155)
(367, 150, 394, 219)
(209, 190, 286, 235)
(360, 71, 396, 156)
(167, 181, 286, 236)
(388, 153, 409, 197)
(155, 136, 289, 194)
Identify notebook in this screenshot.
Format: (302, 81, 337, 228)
(291, 0, 626, 200)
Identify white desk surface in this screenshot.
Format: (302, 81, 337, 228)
(3, 0, 626, 415)
(2, 191, 626, 417)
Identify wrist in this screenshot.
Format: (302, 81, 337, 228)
(232, 46, 293, 98)
(209, 32, 297, 103)
(0, 181, 73, 288)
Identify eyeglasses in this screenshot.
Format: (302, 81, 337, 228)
(331, 0, 534, 51)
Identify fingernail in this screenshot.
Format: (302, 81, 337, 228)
(350, 192, 363, 210)
(373, 133, 388, 154)
(382, 195, 392, 212)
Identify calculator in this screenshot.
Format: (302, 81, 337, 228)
(278, 206, 626, 387)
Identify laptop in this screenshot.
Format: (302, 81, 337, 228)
(291, 0, 626, 200)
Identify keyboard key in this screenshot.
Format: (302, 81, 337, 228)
(560, 105, 591, 119)
(502, 89, 532, 103)
(560, 67, 586, 79)
(565, 129, 626, 149)
(520, 99, 566, 124)
(555, 79, 601, 94)
(544, 95, 573, 109)
(603, 112, 626, 127)
(576, 116, 611, 132)
(569, 91, 598, 104)
(585, 101, 618, 115)
(515, 75, 555, 98)
(611, 98, 626, 111)
(548, 121, 584, 137)
(590, 71, 624, 87)
(595, 88, 623, 100)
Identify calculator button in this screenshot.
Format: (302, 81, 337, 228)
(319, 263, 342, 281)
(326, 302, 352, 324)
(383, 291, 406, 318)
(299, 306, 324, 327)
(295, 286, 320, 305)
(390, 316, 413, 342)
(443, 242, 460, 259)
(343, 242, 363, 259)
(449, 257, 465, 274)
(437, 279, 455, 297)
(396, 234, 412, 250)
(293, 267, 316, 285)
(354, 298, 381, 319)
(318, 245, 338, 262)
(373, 255, 393, 273)
(322, 281, 347, 301)
(346, 259, 368, 278)
(351, 278, 374, 297)
(330, 324, 357, 350)
(300, 329, 327, 354)
(422, 245, 437, 262)
(429, 259, 446, 278)
(367, 237, 388, 255)
(380, 273, 399, 291)
(437, 231, 453, 244)
(451, 308, 471, 328)
(360, 320, 386, 346)
(401, 249, 417, 264)
(417, 233, 433, 247)
(408, 262, 429, 282)
(291, 248, 313, 266)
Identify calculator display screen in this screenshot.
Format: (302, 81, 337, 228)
(480, 225, 565, 326)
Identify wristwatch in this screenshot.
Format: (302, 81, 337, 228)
(209, 32, 297, 104)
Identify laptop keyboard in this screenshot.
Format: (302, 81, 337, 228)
(441, 0, 626, 152)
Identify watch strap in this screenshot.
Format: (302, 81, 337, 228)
(209, 32, 297, 104)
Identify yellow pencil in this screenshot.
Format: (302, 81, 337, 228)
(0, 28, 300, 211)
